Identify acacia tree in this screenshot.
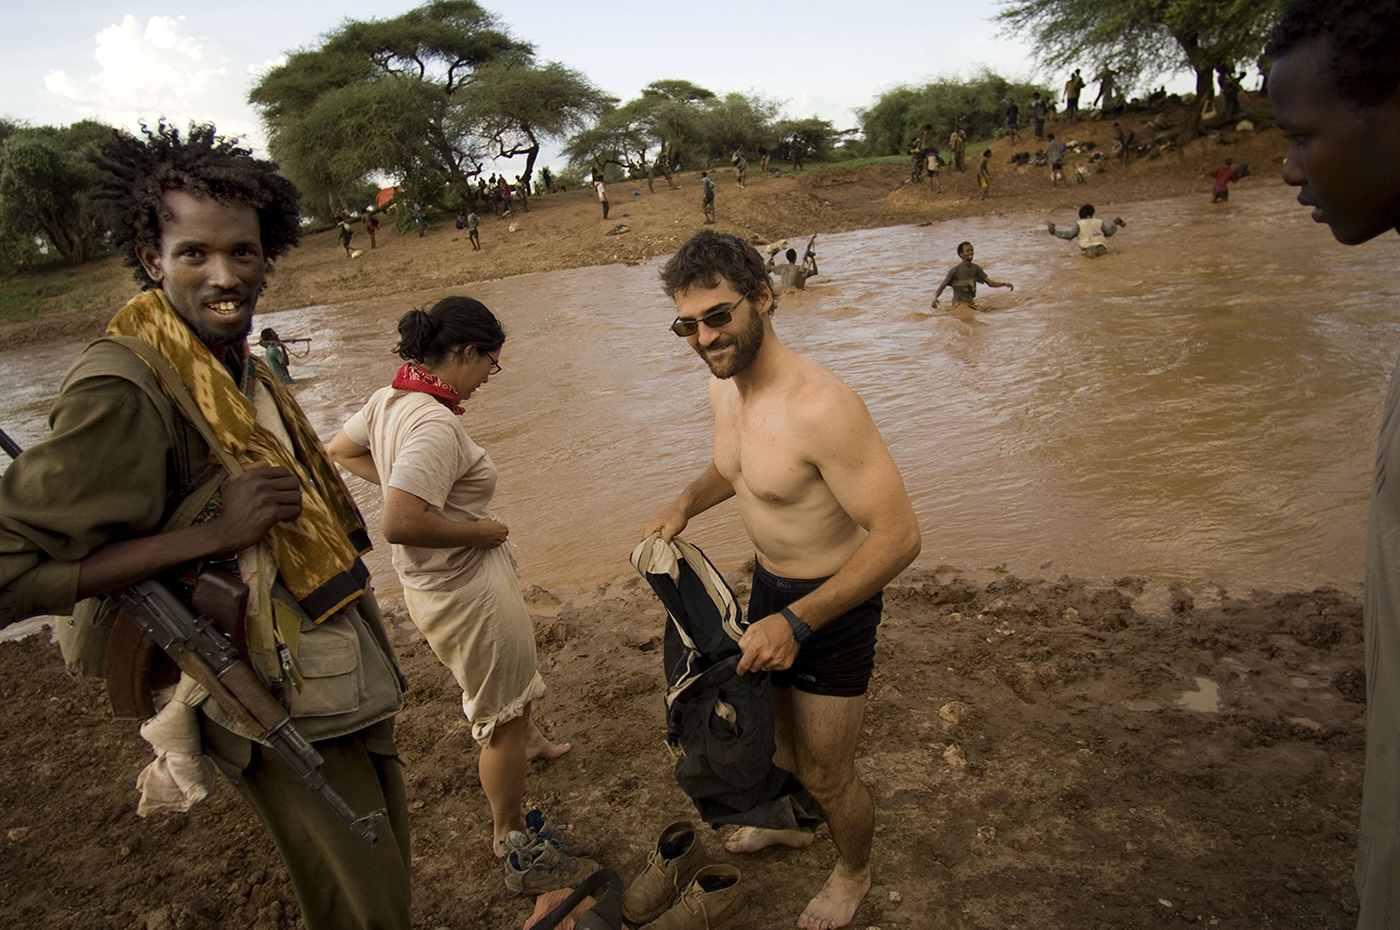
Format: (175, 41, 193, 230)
(856, 71, 1050, 155)
(458, 61, 608, 188)
(635, 80, 717, 169)
(250, 1, 603, 217)
(996, 0, 1284, 139)
(772, 117, 843, 164)
(562, 103, 654, 178)
(565, 80, 800, 177)
(696, 92, 782, 162)
(0, 120, 112, 268)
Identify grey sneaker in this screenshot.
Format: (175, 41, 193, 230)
(623, 820, 708, 926)
(640, 864, 748, 930)
(525, 808, 598, 856)
(504, 838, 599, 895)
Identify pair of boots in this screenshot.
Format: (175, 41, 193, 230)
(622, 821, 747, 929)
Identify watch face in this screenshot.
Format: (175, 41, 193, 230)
(782, 607, 812, 643)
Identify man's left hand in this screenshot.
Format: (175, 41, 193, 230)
(736, 613, 801, 675)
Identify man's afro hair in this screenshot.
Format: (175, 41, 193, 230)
(89, 120, 302, 289)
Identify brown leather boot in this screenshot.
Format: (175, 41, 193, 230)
(641, 864, 748, 930)
(622, 820, 708, 925)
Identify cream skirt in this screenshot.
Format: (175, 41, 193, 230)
(402, 546, 546, 746)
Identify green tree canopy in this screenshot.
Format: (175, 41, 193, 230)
(0, 120, 113, 269)
(565, 80, 808, 176)
(561, 103, 654, 178)
(250, 0, 604, 218)
(772, 117, 843, 164)
(856, 70, 1051, 156)
(695, 92, 782, 162)
(457, 61, 609, 185)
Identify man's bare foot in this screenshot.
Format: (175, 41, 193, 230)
(527, 722, 571, 761)
(797, 863, 871, 930)
(725, 825, 815, 854)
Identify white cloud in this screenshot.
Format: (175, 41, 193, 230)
(42, 15, 267, 151)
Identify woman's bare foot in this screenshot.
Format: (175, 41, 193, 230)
(797, 863, 871, 930)
(724, 825, 815, 854)
(527, 721, 571, 761)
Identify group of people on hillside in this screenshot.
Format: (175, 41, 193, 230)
(3, 4, 1400, 930)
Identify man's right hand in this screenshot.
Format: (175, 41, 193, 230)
(211, 462, 303, 554)
(643, 506, 689, 543)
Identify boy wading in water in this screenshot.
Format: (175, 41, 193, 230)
(931, 241, 1014, 309)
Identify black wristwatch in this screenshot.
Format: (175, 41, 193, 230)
(781, 607, 814, 644)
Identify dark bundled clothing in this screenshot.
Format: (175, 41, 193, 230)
(631, 535, 815, 830)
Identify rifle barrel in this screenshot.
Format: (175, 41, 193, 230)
(0, 427, 22, 460)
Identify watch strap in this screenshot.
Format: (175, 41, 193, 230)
(780, 607, 814, 644)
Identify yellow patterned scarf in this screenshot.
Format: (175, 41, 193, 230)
(106, 289, 371, 625)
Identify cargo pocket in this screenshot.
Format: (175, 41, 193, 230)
(284, 612, 363, 718)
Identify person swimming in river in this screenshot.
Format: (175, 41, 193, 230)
(931, 241, 1014, 309)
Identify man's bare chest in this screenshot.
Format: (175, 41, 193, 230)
(714, 406, 816, 504)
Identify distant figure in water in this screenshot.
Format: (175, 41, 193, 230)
(931, 241, 1014, 309)
(1211, 158, 1241, 202)
(766, 247, 819, 290)
(259, 327, 296, 384)
(1048, 203, 1124, 257)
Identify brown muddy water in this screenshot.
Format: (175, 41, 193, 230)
(3, 186, 1399, 600)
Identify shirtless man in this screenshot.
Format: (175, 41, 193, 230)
(931, 241, 1014, 308)
(645, 229, 921, 930)
(766, 246, 819, 290)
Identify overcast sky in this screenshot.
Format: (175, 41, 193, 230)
(2, 1, 1199, 174)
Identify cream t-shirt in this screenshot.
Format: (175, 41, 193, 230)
(344, 387, 498, 591)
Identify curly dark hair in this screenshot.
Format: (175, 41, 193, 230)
(659, 229, 777, 312)
(1267, 0, 1400, 106)
(89, 120, 303, 289)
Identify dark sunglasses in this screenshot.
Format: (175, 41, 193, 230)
(670, 291, 751, 337)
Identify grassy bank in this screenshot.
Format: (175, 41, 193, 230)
(0, 256, 131, 326)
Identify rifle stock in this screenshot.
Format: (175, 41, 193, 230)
(114, 574, 384, 846)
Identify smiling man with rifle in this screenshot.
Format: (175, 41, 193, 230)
(0, 123, 410, 930)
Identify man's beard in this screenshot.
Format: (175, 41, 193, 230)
(194, 315, 254, 348)
(697, 308, 764, 379)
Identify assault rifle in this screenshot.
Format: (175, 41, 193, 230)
(0, 425, 383, 846)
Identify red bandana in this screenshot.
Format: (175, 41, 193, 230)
(392, 363, 464, 414)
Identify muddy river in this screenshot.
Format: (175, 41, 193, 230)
(4, 185, 1398, 598)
